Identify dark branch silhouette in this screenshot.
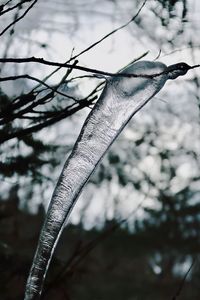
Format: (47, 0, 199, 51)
(0, 0, 38, 36)
(172, 259, 195, 300)
(0, 0, 33, 16)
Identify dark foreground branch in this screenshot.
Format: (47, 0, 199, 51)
(1, 57, 199, 79)
(172, 259, 195, 300)
(0, 97, 96, 144)
(0, 0, 38, 36)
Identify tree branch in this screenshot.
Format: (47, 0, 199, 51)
(172, 259, 195, 300)
(0, 56, 146, 78)
(67, 0, 148, 63)
(0, 97, 96, 144)
(0, 0, 38, 36)
(0, 0, 33, 16)
(1, 57, 199, 79)
(0, 74, 78, 100)
(36, 0, 147, 86)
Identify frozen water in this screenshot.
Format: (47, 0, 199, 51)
(24, 60, 169, 299)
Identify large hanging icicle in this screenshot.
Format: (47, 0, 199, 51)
(24, 60, 194, 299)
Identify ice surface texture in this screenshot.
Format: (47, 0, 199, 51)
(24, 60, 169, 299)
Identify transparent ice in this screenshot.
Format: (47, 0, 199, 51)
(24, 60, 169, 299)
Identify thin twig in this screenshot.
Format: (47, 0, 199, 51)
(0, 97, 96, 144)
(171, 259, 195, 300)
(0, 56, 149, 78)
(0, 0, 38, 36)
(67, 0, 148, 63)
(65, 51, 149, 82)
(0, 74, 78, 101)
(30, 0, 148, 87)
(1, 57, 199, 79)
(0, 0, 32, 16)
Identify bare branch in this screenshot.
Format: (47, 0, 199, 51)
(30, 0, 148, 86)
(0, 0, 38, 36)
(1, 57, 199, 79)
(0, 56, 145, 78)
(0, 0, 33, 16)
(67, 0, 148, 63)
(0, 74, 78, 100)
(0, 97, 96, 144)
(172, 259, 195, 300)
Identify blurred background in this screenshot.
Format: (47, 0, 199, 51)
(0, 0, 200, 299)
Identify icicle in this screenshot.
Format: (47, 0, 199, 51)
(24, 60, 171, 299)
